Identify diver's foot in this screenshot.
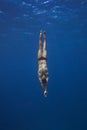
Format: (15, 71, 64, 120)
(44, 90, 47, 97)
(39, 31, 43, 39)
(43, 31, 46, 39)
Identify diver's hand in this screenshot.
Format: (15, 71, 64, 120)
(44, 90, 47, 97)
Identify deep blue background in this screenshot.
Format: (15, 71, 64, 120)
(0, 0, 87, 130)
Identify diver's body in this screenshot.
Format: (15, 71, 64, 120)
(38, 31, 49, 97)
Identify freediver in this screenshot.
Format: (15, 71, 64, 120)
(38, 31, 49, 97)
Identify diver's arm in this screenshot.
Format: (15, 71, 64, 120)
(41, 81, 48, 97)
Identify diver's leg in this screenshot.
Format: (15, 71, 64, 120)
(39, 31, 43, 50)
(43, 31, 46, 50)
(38, 31, 43, 59)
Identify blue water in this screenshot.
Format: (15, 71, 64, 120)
(0, 0, 87, 130)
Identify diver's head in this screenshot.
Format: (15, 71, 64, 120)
(42, 75, 46, 83)
(44, 90, 47, 97)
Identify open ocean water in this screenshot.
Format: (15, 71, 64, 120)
(0, 0, 87, 130)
